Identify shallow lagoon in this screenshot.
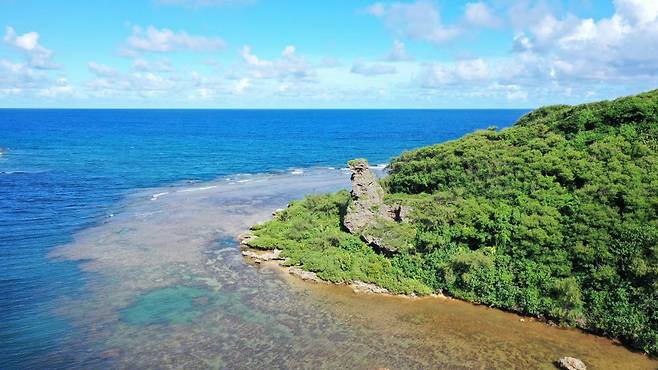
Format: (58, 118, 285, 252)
(51, 169, 658, 369)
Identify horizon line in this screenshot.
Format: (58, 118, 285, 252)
(0, 107, 534, 110)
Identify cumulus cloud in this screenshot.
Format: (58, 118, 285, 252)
(238, 45, 316, 81)
(420, 58, 490, 87)
(464, 2, 501, 28)
(614, 0, 658, 25)
(84, 59, 233, 101)
(3, 27, 58, 69)
(0, 27, 74, 99)
(88, 62, 119, 77)
(416, 0, 658, 103)
(0, 59, 49, 89)
(351, 60, 397, 76)
(123, 26, 226, 54)
(508, 0, 658, 82)
(233, 78, 250, 94)
(85, 69, 178, 98)
(132, 58, 174, 72)
(366, 0, 460, 44)
(0, 59, 75, 98)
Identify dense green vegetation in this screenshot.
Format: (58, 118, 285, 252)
(248, 89, 658, 355)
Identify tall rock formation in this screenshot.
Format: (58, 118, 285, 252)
(343, 159, 414, 253)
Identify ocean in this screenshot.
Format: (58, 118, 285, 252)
(3, 109, 655, 369)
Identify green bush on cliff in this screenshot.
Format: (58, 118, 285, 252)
(249, 89, 658, 355)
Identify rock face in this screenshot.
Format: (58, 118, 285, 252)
(343, 159, 388, 233)
(556, 357, 587, 370)
(343, 159, 414, 253)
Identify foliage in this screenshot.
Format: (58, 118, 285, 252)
(250, 89, 658, 355)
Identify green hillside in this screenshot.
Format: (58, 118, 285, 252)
(247, 89, 658, 355)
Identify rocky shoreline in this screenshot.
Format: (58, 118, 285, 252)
(238, 233, 429, 297)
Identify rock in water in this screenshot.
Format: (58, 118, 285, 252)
(343, 159, 415, 253)
(556, 357, 587, 370)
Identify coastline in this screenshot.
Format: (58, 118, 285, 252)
(42, 162, 658, 368)
(236, 90, 658, 359)
(238, 222, 658, 364)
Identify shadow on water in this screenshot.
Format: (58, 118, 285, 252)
(50, 169, 658, 370)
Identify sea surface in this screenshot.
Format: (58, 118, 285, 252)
(1, 109, 656, 369)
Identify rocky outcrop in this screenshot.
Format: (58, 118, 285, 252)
(343, 159, 389, 233)
(241, 249, 283, 263)
(288, 267, 322, 282)
(350, 280, 390, 294)
(343, 159, 414, 253)
(556, 357, 587, 370)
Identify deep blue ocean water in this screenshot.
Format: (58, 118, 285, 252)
(0, 109, 527, 368)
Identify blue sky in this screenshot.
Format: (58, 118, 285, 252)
(0, 0, 656, 108)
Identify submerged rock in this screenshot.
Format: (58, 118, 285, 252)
(342, 159, 414, 253)
(556, 357, 587, 370)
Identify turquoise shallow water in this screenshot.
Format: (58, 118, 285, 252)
(3, 108, 595, 369)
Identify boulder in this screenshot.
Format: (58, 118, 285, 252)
(556, 357, 586, 370)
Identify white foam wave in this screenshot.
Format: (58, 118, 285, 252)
(370, 163, 388, 170)
(178, 185, 218, 193)
(151, 192, 169, 200)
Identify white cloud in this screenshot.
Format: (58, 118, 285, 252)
(614, 0, 658, 25)
(366, 0, 460, 44)
(238, 45, 316, 81)
(455, 58, 490, 80)
(419, 58, 491, 87)
(464, 2, 501, 28)
(351, 60, 397, 76)
(508, 0, 658, 82)
(88, 62, 119, 77)
(0, 27, 72, 99)
(0, 59, 74, 98)
(123, 26, 225, 53)
(3, 27, 58, 69)
(132, 58, 174, 72)
(0, 59, 49, 88)
(384, 40, 412, 61)
(38, 77, 75, 98)
(413, 0, 658, 103)
(233, 78, 250, 94)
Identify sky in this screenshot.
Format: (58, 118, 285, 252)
(0, 0, 657, 108)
